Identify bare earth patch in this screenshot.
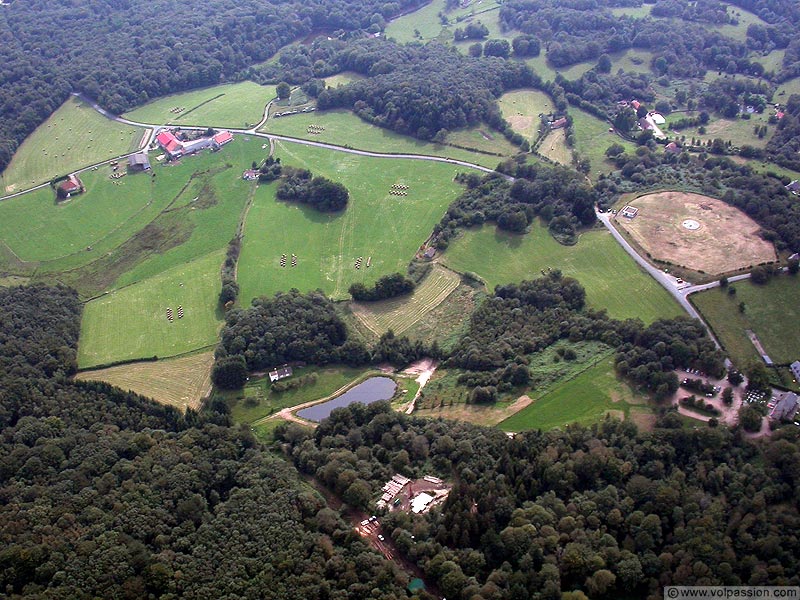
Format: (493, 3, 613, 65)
(76, 351, 214, 410)
(629, 409, 657, 431)
(507, 115, 535, 136)
(616, 191, 776, 275)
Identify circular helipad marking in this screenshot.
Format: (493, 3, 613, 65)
(682, 219, 700, 230)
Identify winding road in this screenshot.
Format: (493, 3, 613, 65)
(1, 96, 753, 361)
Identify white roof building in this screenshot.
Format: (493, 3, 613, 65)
(411, 492, 434, 514)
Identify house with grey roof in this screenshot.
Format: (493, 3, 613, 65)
(770, 391, 799, 421)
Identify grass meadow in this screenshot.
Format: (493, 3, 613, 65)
(261, 108, 503, 168)
(538, 129, 573, 166)
(440, 221, 684, 323)
(323, 72, 365, 89)
(76, 351, 214, 410)
(1, 96, 144, 193)
(691, 275, 800, 368)
(665, 111, 773, 149)
(237, 141, 468, 303)
(350, 265, 460, 336)
(569, 108, 633, 180)
(123, 82, 274, 128)
(445, 126, 519, 156)
(78, 250, 224, 368)
(777, 77, 800, 99)
(499, 89, 553, 140)
(498, 354, 650, 432)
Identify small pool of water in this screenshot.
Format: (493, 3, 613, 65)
(298, 376, 397, 422)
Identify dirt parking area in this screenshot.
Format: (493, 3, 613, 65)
(616, 191, 776, 275)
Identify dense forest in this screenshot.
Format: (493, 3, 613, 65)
(0, 0, 428, 172)
(0, 285, 419, 598)
(279, 402, 800, 599)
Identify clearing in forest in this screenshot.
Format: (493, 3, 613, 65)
(350, 266, 460, 336)
(441, 221, 683, 323)
(237, 142, 467, 303)
(76, 351, 215, 410)
(498, 88, 552, 140)
(1, 96, 144, 192)
(78, 250, 224, 368)
(499, 355, 650, 432)
(123, 82, 274, 128)
(616, 191, 776, 275)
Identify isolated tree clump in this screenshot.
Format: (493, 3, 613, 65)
(276, 167, 349, 212)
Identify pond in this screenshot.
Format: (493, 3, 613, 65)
(297, 376, 397, 422)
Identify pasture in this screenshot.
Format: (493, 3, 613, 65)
(77, 250, 224, 368)
(498, 89, 552, 140)
(499, 354, 650, 432)
(777, 77, 800, 99)
(440, 221, 684, 323)
(123, 82, 274, 128)
(0, 136, 259, 295)
(715, 5, 769, 42)
(445, 126, 519, 156)
(610, 49, 655, 75)
(323, 72, 365, 89)
(262, 108, 502, 168)
(525, 54, 593, 82)
(610, 5, 651, 18)
(229, 366, 374, 424)
(691, 275, 800, 369)
(616, 191, 777, 275)
(1, 96, 144, 193)
(753, 49, 785, 74)
(569, 108, 631, 180)
(665, 111, 773, 150)
(350, 265, 460, 336)
(237, 142, 468, 303)
(76, 351, 214, 410)
(538, 129, 572, 166)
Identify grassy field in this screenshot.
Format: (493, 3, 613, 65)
(403, 281, 482, 351)
(78, 250, 224, 368)
(228, 365, 374, 424)
(715, 6, 769, 42)
(753, 49, 786, 74)
(691, 275, 800, 369)
(76, 351, 214, 410)
(445, 126, 519, 156)
(0, 137, 260, 298)
(237, 141, 467, 303)
(1, 96, 145, 193)
(123, 82, 274, 128)
(665, 111, 773, 149)
(261, 108, 503, 168)
(538, 129, 572, 166)
(525, 54, 594, 82)
(440, 221, 684, 323)
(777, 77, 800, 99)
(351, 265, 460, 336)
(499, 354, 650, 432)
(610, 49, 655, 75)
(610, 5, 651, 18)
(499, 89, 552, 140)
(323, 72, 365, 89)
(385, 0, 451, 43)
(569, 108, 632, 180)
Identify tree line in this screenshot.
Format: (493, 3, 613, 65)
(278, 400, 800, 599)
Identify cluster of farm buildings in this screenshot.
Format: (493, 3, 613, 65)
(377, 473, 450, 514)
(155, 129, 233, 160)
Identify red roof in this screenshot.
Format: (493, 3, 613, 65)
(165, 140, 182, 153)
(631, 100, 641, 110)
(213, 131, 233, 145)
(776, 111, 785, 119)
(156, 131, 178, 148)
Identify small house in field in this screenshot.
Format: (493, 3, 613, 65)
(665, 141, 682, 154)
(212, 130, 234, 149)
(128, 152, 151, 171)
(423, 246, 436, 259)
(57, 174, 83, 199)
(549, 117, 567, 130)
(242, 169, 258, 181)
(620, 205, 639, 219)
(786, 180, 800, 195)
(268, 365, 293, 382)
